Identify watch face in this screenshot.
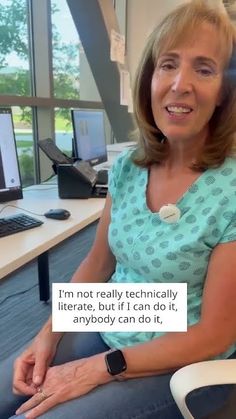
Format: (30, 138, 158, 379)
(106, 350, 127, 376)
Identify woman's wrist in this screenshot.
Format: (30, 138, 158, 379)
(78, 352, 115, 386)
(38, 319, 63, 345)
(93, 352, 115, 384)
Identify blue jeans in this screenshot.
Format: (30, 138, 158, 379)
(1, 332, 233, 419)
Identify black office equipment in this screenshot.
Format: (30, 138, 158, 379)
(0, 108, 23, 203)
(0, 213, 43, 238)
(38, 138, 74, 174)
(73, 160, 97, 185)
(58, 161, 107, 199)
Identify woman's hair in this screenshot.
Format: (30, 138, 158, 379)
(132, 0, 236, 169)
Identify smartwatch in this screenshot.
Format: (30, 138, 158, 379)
(105, 349, 127, 376)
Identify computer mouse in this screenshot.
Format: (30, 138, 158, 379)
(44, 208, 71, 220)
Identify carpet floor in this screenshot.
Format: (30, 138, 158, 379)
(0, 221, 98, 361)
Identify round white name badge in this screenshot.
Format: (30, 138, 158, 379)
(159, 204, 181, 223)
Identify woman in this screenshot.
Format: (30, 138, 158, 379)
(4, 1, 236, 418)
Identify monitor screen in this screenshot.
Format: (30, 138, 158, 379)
(71, 109, 107, 166)
(0, 108, 22, 203)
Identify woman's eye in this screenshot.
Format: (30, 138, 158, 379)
(197, 68, 214, 77)
(160, 62, 176, 71)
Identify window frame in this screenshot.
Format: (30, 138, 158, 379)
(0, 0, 127, 182)
(0, 0, 104, 183)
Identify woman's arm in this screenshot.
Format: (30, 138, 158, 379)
(14, 212, 236, 417)
(121, 240, 236, 378)
(71, 194, 116, 284)
(34, 194, 115, 346)
(13, 195, 115, 395)
(15, 243, 236, 418)
(39, 193, 115, 337)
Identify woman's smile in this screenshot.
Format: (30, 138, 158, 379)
(164, 103, 193, 122)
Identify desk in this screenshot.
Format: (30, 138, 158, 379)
(0, 141, 134, 301)
(0, 185, 105, 301)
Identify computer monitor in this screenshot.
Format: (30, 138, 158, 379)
(0, 108, 23, 203)
(71, 109, 107, 166)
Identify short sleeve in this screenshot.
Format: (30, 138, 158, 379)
(108, 149, 133, 198)
(108, 159, 118, 197)
(219, 212, 236, 243)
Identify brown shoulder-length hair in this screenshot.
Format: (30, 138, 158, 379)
(132, 0, 236, 169)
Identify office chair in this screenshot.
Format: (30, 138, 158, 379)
(169, 359, 236, 419)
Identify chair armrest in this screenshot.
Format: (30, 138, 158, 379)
(169, 359, 236, 419)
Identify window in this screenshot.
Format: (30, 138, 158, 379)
(51, 0, 101, 102)
(54, 107, 73, 155)
(0, 0, 126, 184)
(0, 0, 31, 96)
(12, 106, 35, 187)
(51, 0, 80, 100)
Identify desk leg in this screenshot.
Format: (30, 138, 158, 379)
(38, 252, 50, 302)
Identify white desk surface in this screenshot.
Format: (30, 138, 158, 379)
(0, 142, 134, 280)
(0, 184, 105, 280)
(107, 141, 136, 153)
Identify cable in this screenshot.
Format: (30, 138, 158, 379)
(0, 204, 44, 217)
(42, 173, 57, 183)
(0, 283, 38, 306)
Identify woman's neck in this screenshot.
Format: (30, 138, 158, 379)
(163, 140, 206, 174)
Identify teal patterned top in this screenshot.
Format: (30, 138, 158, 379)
(100, 149, 236, 359)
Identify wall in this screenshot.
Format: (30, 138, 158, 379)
(126, 0, 189, 83)
(126, 0, 227, 81)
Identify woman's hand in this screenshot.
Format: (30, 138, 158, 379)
(13, 325, 61, 396)
(15, 352, 112, 419)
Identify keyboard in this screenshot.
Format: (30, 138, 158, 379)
(96, 169, 108, 185)
(0, 213, 43, 238)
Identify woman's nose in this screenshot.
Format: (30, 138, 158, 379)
(171, 68, 193, 94)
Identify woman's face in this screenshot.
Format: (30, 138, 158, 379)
(151, 23, 225, 146)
